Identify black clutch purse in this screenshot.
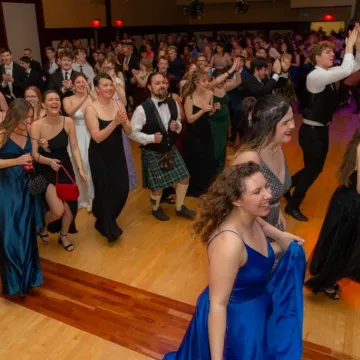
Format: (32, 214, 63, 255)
(27, 170, 48, 196)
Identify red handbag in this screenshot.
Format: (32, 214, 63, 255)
(56, 165, 80, 202)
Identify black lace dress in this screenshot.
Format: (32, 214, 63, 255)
(305, 171, 360, 293)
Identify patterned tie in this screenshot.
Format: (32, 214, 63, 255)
(65, 72, 69, 80)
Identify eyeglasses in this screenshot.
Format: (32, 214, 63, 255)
(25, 95, 38, 99)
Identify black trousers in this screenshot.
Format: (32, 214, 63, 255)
(289, 124, 329, 209)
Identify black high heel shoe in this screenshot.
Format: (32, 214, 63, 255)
(38, 228, 50, 243)
(58, 233, 74, 252)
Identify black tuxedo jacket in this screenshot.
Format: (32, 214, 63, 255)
(123, 54, 140, 80)
(242, 74, 286, 98)
(0, 62, 28, 100)
(30, 59, 42, 72)
(48, 70, 80, 98)
(26, 69, 46, 93)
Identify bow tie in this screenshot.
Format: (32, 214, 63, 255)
(158, 99, 168, 107)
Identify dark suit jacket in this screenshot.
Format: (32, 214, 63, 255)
(26, 69, 46, 93)
(48, 70, 80, 115)
(122, 54, 139, 78)
(0, 62, 28, 100)
(30, 59, 42, 72)
(48, 70, 80, 98)
(242, 74, 286, 99)
(123, 53, 140, 95)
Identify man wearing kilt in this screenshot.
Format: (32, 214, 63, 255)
(130, 73, 196, 221)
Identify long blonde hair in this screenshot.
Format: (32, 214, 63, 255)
(338, 129, 360, 187)
(181, 70, 208, 99)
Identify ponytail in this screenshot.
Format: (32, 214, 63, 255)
(181, 70, 208, 100)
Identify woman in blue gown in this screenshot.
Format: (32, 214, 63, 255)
(164, 163, 305, 360)
(0, 99, 44, 296)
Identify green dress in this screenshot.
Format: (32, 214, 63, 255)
(210, 94, 231, 174)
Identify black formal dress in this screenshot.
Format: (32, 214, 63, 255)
(37, 119, 78, 234)
(89, 119, 129, 243)
(183, 105, 216, 198)
(305, 171, 360, 293)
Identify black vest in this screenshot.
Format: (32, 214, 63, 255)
(302, 69, 338, 126)
(142, 97, 178, 153)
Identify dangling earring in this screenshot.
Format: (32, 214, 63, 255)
(248, 113, 252, 127)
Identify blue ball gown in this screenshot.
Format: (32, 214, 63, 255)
(163, 238, 306, 360)
(0, 136, 44, 296)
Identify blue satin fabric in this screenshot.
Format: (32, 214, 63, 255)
(164, 241, 305, 360)
(0, 137, 44, 296)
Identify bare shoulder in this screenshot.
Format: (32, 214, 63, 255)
(63, 95, 72, 104)
(85, 103, 96, 116)
(31, 118, 43, 131)
(184, 96, 193, 105)
(64, 116, 73, 125)
(231, 150, 261, 166)
(208, 230, 246, 262)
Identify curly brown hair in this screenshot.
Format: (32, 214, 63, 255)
(193, 162, 261, 244)
(338, 128, 360, 187)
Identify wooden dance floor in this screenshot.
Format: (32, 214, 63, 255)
(1, 108, 360, 359)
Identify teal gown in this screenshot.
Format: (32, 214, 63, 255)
(0, 136, 44, 296)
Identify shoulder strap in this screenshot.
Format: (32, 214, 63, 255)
(63, 116, 66, 128)
(207, 229, 244, 249)
(146, 99, 168, 135)
(56, 165, 76, 185)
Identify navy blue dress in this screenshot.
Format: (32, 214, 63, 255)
(0, 136, 44, 296)
(164, 233, 305, 360)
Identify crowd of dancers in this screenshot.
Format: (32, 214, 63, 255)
(1, 23, 360, 359)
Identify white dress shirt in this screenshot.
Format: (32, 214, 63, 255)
(304, 51, 360, 126)
(307, 52, 360, 94)
(2, 62, 15, 98)
(48, 61, 58, 75)
(61, 69, 73, 93)
(62, 69, 72, 80)
(130, 96, 182, 145)
(72, 62, 95, 86)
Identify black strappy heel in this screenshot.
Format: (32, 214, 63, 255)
(58, 233, 74, 252)
(38, 229, 50, 243)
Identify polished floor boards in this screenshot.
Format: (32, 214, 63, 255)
(0, 259, 355, 360)
(1, 109, 360, 359)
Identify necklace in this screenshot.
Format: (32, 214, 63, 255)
(99, 101, 112, 109)
(264, 145, 279, 154)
